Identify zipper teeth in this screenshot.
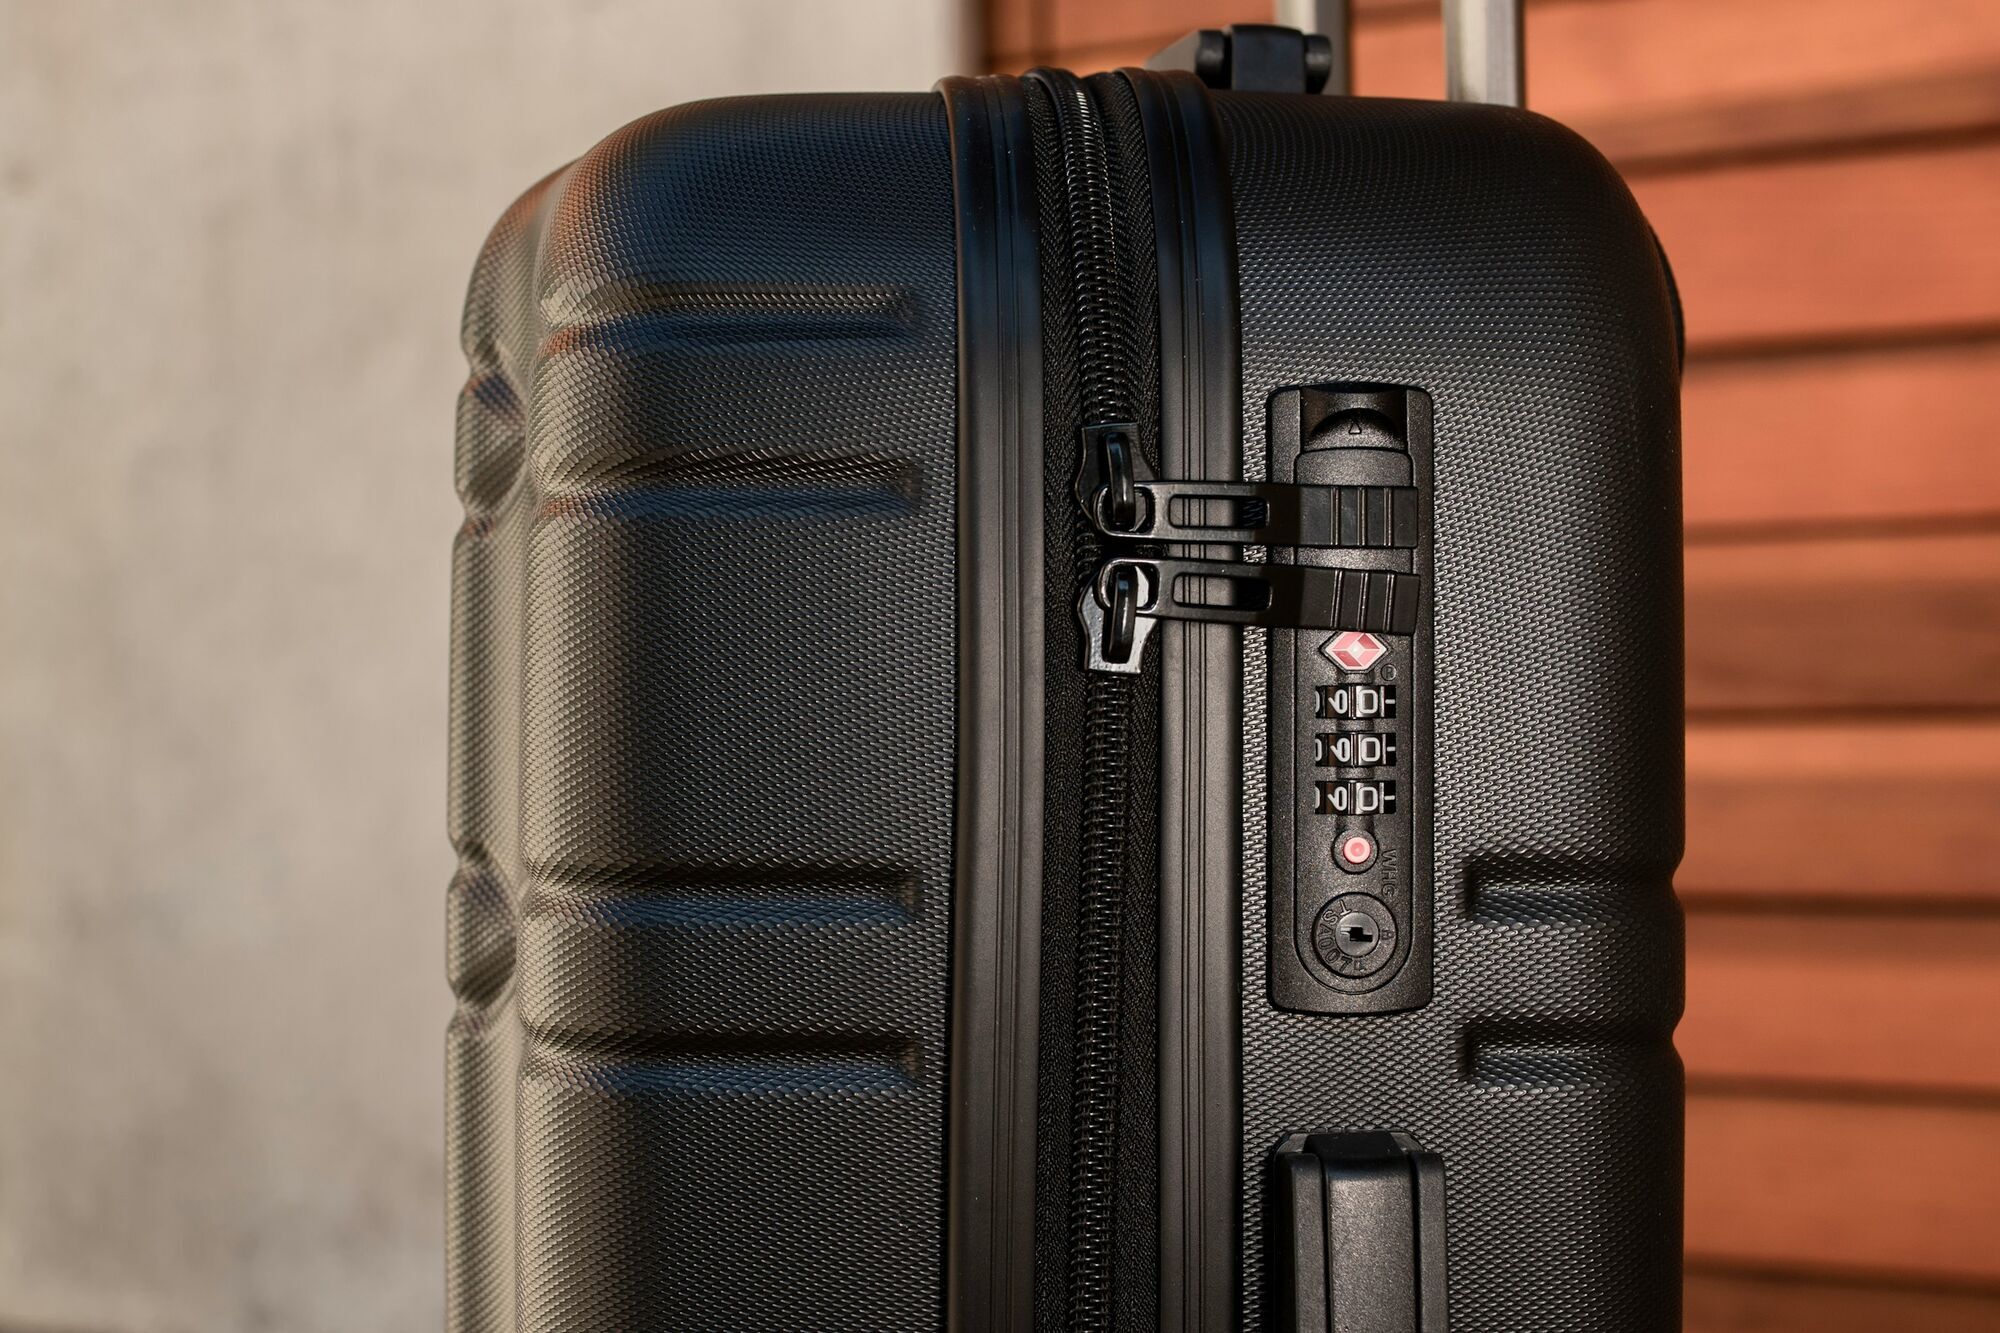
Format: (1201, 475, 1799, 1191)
(1045, 76, 1129, 430)
(1070, 671, 1131, 1329)
(1040, 69, 1132, 1333)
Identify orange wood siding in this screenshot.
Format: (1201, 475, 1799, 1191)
(986, 0, 2000, 1322)
(1682, 343, 2000, 531)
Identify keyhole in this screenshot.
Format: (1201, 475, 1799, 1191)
(1333, 910, 1383, 957)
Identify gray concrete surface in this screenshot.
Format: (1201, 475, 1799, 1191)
(0, 3, 965, 1329)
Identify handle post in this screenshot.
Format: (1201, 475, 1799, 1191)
(1442, 0, 1524, 106)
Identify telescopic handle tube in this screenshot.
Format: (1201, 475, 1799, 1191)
(1442, 0, 1525, 106)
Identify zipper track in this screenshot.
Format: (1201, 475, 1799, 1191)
(1041, 76, 1130, 430)
(1035, 68, 1137, 1333)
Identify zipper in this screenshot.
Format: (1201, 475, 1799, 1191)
(1034, 67, 1138, 1333)
(1077, 425, 1422, 674)
(1080, 552, 1421, 674)
(1077, 421, 1420, 549)
(1035, 66, 1430, 1326)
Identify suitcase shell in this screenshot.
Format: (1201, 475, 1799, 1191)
(448, 95, 963, 1331)
(448, 67, 1681, 1333)
(1220, 88, 1683, 1329)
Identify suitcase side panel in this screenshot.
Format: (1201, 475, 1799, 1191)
(1221, 94, 1685, 1332)
(449, 93, 960, 1331)
(450, 160, 571, 1333)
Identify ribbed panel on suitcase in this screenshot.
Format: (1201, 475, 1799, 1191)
(448, 96, 961, 1331)
(447, 49, 1684, 1333)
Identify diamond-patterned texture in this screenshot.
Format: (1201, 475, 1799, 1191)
(449, 78, 1684, 1333)
(1222, 92, 1686, 1332)
(448, 95, 958, 1331)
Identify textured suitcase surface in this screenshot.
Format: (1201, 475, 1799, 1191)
(1222, 91, 1684, 1329)
(448, 95, 963, 1330)
(448, 59, 1681, 1333)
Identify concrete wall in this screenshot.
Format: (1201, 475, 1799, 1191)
(0, 4, 965, 1329)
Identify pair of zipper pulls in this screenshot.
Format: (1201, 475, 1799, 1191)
(1075, 422, 1422, 673)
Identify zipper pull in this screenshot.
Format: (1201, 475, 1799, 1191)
(1079, 555, 1421, 674)
(1078, 422, 1419, 549)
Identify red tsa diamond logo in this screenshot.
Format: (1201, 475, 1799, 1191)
(1320, 630, 1387, 672)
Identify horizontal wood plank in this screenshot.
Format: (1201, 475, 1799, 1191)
(1024, 0, 2000, 153)
(1688, 1093, 2000, 1283)
(990, 41, 1154, 77)
(1683, 910, 2000, 1094)
(1354, 0, 2000, 133)
(1586, 64, 2000, 172)
(1019, 0, 1246, 56)
(1633, 141, 2000, 350)
(1684, 340, 2000, 530)
(1686, 1268, 2000, 1333)
(1686, 531, 2000, 712)
(985, 0, 1036, 66)
(1682, 721, 2000, 904)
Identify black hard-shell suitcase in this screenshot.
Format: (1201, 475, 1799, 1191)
(446, 3, 1683, 1328)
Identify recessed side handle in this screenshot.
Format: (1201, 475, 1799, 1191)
(1274, 1131, 1450, 1332)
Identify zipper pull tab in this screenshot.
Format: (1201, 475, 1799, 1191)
(1078, 422, 1145, 534)
(1078, 422, 1419, 548)
(1079, 555, 1421, 674)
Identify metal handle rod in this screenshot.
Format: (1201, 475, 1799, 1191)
(1274, 0, 1352, 96)
(1442, 0, 1525, 106)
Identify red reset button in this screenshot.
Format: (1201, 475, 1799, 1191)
(1335, 832, 1376, 872)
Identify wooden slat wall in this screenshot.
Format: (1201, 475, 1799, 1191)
(987, 1, 2000, 1325)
